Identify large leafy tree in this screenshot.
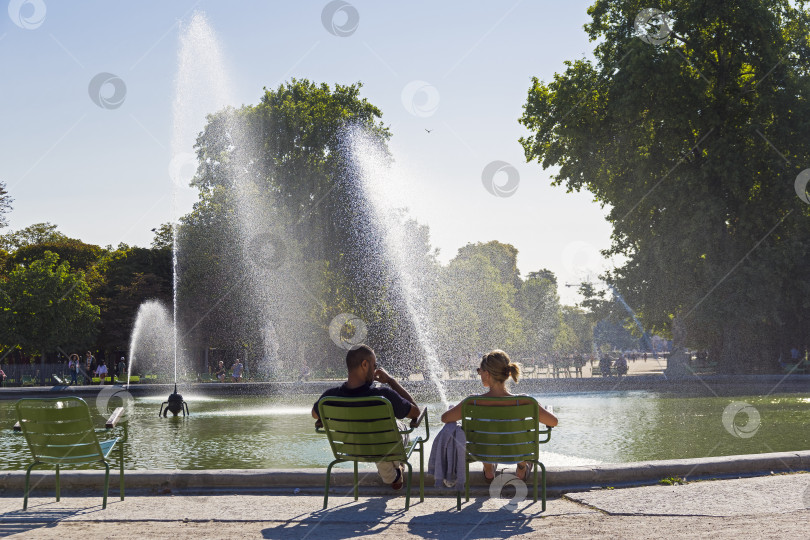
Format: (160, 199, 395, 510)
(183, 80, 420, 368)
(0, 251, 99, 356)
(0, 222, 67, 252)
(520, 0, 810, 372)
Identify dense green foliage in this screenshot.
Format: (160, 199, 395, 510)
(0, 182, 11, 229)
(520, 0, 810, 371)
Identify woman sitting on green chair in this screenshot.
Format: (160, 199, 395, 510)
(441, 349, 558, 482)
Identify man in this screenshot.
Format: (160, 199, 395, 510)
(231, 359, 244, 382)
(312, 344, 420, 490)
(117, 357, 127, 379)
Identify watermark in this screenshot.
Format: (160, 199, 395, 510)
(321, 0, 359, 37)
(169, 152, 198, 186)
(328, 312, 367, 350)
(489, 472, 527, 512)
(721, 401, 760, 439)
(401, 80, 440, 118)
(481, 160, 519, 198)
(561, 240, 603, 277)
(8, 0, 46, 30)
(88, 72, 127, 110)
(795, 168, 810, 204)
(634, 8, 672, 46)
(95, 384, 135, 423)
(247, 232, 287, 272)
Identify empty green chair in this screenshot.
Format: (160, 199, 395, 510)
(317, 396, 429, 510)
(457, 396, 552, 511)
(15, 397, 126, 509)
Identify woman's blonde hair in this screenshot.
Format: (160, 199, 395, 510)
(480, 349, 521, 383)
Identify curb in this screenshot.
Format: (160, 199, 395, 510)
(3, 451, 808, 495)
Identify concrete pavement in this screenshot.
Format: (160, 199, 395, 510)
(1, 473, 809, 539)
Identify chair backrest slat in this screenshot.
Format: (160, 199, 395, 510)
(319, 397, 406, 463)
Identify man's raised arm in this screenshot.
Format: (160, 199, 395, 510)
(374, 367, 420, 419)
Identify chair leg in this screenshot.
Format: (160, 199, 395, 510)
(55, 465, 60, 502)
(418, 444, 424, 503)
(465, 463, 470, 503)
(103, 461, 110, 510)
(120, 442, 125, 501)
(323, 460, 339, 509)
(537, 460, 547, 512)
(404, 461, 412, 510)
(24, 462, 38, 510)
(353, 461, 358, 501)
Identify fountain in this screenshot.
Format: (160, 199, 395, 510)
(340, 125, 450, 407)
(127, 300, 174, 385)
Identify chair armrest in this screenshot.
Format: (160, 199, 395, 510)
(539, 426, 552, 444)
(105, 407, 125, 429)
(410, 407, 428, 430)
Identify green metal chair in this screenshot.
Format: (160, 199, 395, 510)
(457, 396, 552, 511)
(317, 396, 429, 510)
(15, 397, 126, 510)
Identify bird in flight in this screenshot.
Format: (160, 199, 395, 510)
(424, 129, 432, 134)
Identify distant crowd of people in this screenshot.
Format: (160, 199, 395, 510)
(65, 351, 127, 385)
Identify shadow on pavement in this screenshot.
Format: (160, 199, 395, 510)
(408, 500, 535, 539)
(262, 498, 404, 539)
(261, 497, 538, 539)
(0, 503, 87, 537)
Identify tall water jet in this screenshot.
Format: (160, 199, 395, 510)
(341, 125, 449, 407)
(170, 12, 233, 380)
(127, 300, 175, 385)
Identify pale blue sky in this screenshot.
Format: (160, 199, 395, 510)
(1, 0, 614, 304)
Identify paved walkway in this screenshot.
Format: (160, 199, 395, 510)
(1, 473, 808, 539)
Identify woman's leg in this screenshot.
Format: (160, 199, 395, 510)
(483, 463, 495, 480)
(516, 461, 533, 481)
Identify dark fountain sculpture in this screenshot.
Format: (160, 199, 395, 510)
(159, 383, 190, 417)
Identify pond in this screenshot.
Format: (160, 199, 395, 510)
(1, 391, 808, 470)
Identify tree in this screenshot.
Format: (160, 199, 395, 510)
(520, 0, 810, 372)
(0, 181, 11, 229)
(7, 240, 102, 272)
(90, 245, 172, 352)
(0, 222, 67, 252)
(185, 79, 413, 368)
(517, 271, 561, 357)
(151, 223, 174, 250)
(0, 251, 99, 356)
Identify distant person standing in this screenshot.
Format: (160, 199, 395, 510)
(231, 359, 244, 382)
(68, 354, 80, 385)
(117, 357, 127, 379)
(0, 366, 6, 387)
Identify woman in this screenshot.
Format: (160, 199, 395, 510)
(441, 349, 558, 482)
(68, 354, 80, 385)
(95, 360, 108, 385)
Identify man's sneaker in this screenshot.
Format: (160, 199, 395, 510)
(391, 466, 404, 490)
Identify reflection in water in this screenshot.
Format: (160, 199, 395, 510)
(1, 391, 808, 469)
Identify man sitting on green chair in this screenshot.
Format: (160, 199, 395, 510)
(312, 344, 421, 490)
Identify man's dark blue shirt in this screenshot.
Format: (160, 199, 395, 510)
(313, 381, 413, 419)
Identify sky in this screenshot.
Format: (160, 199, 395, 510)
(0, 0, 615, 304)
